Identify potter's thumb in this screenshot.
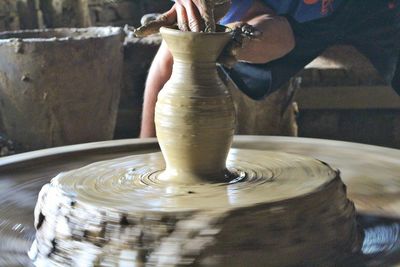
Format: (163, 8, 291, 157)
(133, 6, 177, 37)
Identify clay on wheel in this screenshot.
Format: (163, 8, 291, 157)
(29, 149, 362, 266)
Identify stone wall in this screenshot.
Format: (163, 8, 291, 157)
(41, 0, 172, 28)
(0, 0, 20, 31)
(0, 0, 42, 31)
(89, 0, 172, 27)
(0, 0, 172, 30)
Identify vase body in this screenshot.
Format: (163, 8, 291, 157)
(156, 27, 235, 184)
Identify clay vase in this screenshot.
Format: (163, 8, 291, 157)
(155, 27, 235, 184)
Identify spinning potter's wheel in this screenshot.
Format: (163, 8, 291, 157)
(1, 136, 400, 266)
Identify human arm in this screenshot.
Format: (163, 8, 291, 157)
(223, 0, 295, 64)
(140, 41, 173, 138)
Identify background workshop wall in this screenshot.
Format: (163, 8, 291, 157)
(0, 0, 172, 30)
(0, 0, 399, 150)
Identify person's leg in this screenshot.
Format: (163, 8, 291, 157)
(140, 41, 173, 138)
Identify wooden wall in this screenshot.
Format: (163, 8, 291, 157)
(296, 46, 400, 148)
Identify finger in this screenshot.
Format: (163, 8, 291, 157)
(182, 1, 203, 32)
(134, 6, 177, 37)
(134, 19, 170, 37)
(163, 4, 178, 24)
(193, 0, 216, 32)
(193, 0, 209, 20)
(176, 4, 189, 31)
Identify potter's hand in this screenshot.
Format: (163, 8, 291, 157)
(218, 22, 263, 68)
(175, 0, 216, 32)
(134, 0, 231, 37)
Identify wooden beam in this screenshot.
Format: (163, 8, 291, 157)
(295, 86, 400, 110)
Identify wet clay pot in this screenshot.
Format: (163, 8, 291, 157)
(155, 27, 235, 184)
(0, 27, 124, 152)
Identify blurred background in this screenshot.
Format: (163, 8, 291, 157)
(0, 0, 399, 156)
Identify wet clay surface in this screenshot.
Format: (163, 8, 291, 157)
(29, 149, 360, 266)
(33, 150, 339, 211)
(1, 137, 400, 266)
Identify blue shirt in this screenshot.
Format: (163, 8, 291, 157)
(220, 0, 345, 24)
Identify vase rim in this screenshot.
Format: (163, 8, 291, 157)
(160, 25, 232, 37)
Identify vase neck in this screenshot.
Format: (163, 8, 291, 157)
(171, 61, 220, 86)
(160, 27, 232, 63)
